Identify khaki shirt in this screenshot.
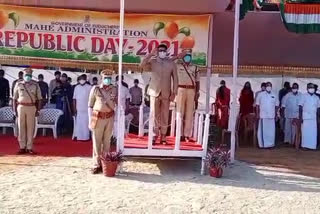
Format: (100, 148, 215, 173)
(177, 63, 199, 86)
(88, 85, 117, 113)
(13, 80, 42, 104)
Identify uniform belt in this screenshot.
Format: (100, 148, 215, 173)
(178, 85, 195, 89)
(93, 110, 114, 119)
(17, 102, 35, 106)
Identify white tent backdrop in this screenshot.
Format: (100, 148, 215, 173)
(3, 66, 319, 106)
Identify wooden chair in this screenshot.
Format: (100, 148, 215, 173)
(292, 119, 301, 150)
(243, 113, 257, 147)
(221, 113, 241, 148)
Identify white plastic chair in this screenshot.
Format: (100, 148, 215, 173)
(34, 109, 63, 139)
(125, 113, 134, 135)
(143, 112, 150, 134)
(0, 107, 17, 137)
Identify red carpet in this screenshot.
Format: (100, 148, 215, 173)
(124, 134, 203, 151)
(0, 133, 202, 157)
(0, 135, 92, 157)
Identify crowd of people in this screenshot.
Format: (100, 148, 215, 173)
(1, 44, 320, 174)
(0, 44, 201, 174)
(215, 80, 320, 150)
(0, 69, 143, 150)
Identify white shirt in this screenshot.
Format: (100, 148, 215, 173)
(73, 84, 92, 112)
(281, 92, 302, 119)
(299, 93, 320, 120)
(256, 91, 279, 119)
(118, 85, 131, 111)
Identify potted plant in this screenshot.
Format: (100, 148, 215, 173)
(100, 150, 125, 177)
(205, 147, 230, 178)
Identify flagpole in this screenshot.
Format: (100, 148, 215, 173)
(230, 0, 241, 163)
(117, 0, 125, 152)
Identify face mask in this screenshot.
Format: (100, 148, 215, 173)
(24, 75, 32, 82)
(79, 80, 86, 85)
(158, 51, 167, 59)
(266, 86, 272, 92)
(103, 78, 112, 85)
(183, 55, 192, 63)
(308, 88, 315, 94)
(292, 89, 298, 93)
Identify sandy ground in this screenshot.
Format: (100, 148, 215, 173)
(0, 156, 320, 214)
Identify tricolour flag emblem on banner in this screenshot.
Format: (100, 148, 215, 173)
(280, 1, 320, 33)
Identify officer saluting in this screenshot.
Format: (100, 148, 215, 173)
(174, 49, 200, 142)
(13, 68, 42, 155)
(88, 69, 117, 174)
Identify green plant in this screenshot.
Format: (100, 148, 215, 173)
(205, 147, 230, 168)
(100, 150, 125, 163)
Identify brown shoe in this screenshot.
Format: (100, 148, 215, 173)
(26, 149, 37, 155)
(152, 136, 158, 145)
(160, 135, 167, 145)
(91, 167, 102, 174)
(17, 149, 26, 155)
(185, 137, 195, 143)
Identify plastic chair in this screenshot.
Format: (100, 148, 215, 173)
(34, 109, 63, 139)
(125, 113, 134, 135)
(0, 106, 17, 137)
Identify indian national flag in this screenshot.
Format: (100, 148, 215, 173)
(280, 2, 320, 33)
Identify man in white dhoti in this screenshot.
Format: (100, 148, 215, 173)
(73, 74, 92, 141)
(281, 83, 302, 145)
(114, 75, 132, 137)
(255, 82, 279, 148)
(299, 83, 320, 150)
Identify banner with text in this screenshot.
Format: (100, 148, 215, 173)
(0, 5, 210, 66)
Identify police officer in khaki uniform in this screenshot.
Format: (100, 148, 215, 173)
(13, 68, 42, 154)
(88, 69, 117, 174)
(175, 49, 200, 142)
(140, 44, 178, 144)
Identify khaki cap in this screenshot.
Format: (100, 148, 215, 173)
(24, 68, 33, 75)
(101, 69, 113, 77)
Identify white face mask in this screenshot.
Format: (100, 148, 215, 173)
(308, 88, 315, 94)
(266, 86, 272, 92)
(79, 80, 86, 85)
(292, 89, 298, 93)
(158, 52, 167, 59)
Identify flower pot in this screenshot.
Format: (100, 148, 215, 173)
(101, 161, 118, 177)
(209, 167, 223, 178)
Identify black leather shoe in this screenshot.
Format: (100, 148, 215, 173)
(91, 167, 102, 174)
(17, 149, 26, 155)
